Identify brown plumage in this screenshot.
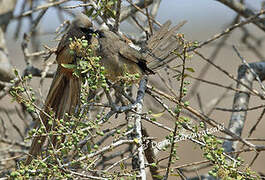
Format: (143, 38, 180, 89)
(25, 13, 183, 165)
(96, 29, 153, 82)
(25, 14, 94, 165)
(95, 21, 183, 80)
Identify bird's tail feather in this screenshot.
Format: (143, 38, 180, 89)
(145, 20, 186, 71)
(25, 67, 81, 165)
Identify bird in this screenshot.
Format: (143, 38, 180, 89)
(25, 13, 183, 165)
(96, 21, 183, 81)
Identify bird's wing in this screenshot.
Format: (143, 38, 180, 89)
(119, 45, 144, 64)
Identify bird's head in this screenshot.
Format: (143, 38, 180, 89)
(72, 13, 94, 34)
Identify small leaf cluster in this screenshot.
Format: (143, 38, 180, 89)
(86, 0, 117, 19)
(202, 135, 258, 179)
(10, 158, 72, 179)
(64, 36, 108, 91)
(172, 34, 194, 81)
(10, 70, 36, 113)
(14, 113, 104, 179)
(117, 71, 141, 86)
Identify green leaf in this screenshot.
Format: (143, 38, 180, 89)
(185, 67, 195, 73)
(61, 64, 76, 69)
(13, 69, 19, 76)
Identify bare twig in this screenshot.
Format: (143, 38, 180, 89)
(194, 51, 264, 99)
(216, 0, 265, 31)
(193, 10, 265, 50)
(14, 0, 68, 18)
(233, 45, 265, 94)
(62, 140, 135, 167)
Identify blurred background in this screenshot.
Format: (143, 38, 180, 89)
(1, 0, 265, 179)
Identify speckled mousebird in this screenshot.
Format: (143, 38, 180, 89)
(25, 13, 183, 165)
